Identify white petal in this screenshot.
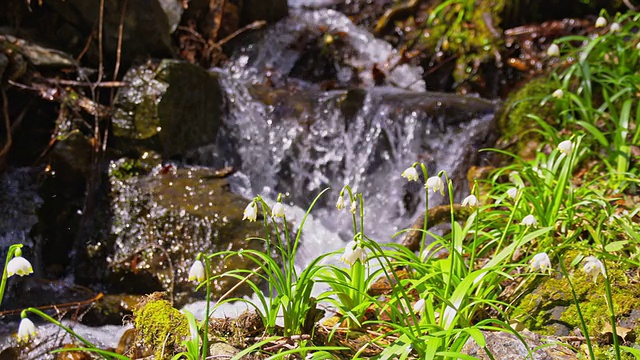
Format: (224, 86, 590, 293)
(547, 44, 560, 57)
(336, 196, 345, 210)
(243, 202, 257, 222)
(188, 260, 205, 282)
(558, 140, 573, 155)
(595, 16, 607, 28)
(401, 167, 419, 182)
(552, 89, 564, 99)
(425, 176, 444, 194)
(18, 318, 37, 342)
(272, 202, 285, 218)
(520, 215, 537, 226)
(506, 187, 518, 200)
(609, 22, 621, 32)
(461, 195, 478, 207)
(7, 256, 33, 277)
(412, 298, 426, 314)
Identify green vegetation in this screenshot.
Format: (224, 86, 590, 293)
(5, 5, 640, 360)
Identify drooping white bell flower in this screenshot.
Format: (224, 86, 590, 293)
(595, 16, 607, 28)
(17, 317, 37, 342)
(530, 253, 552, 273)
(552, 89, 564, 99)
(520, 214, 538, 227)
(272, 202, 285, 218)
(425, 176, 445, 194)
(7, 256, 33, 277)
(412, 298, 426, 314)
(336, 195, 345, 210)
(461, 194, 479, 207)
(243, 201, 257, 222)
(349, 201, 357, 215)
(401, 166, 419, 182)
(506, 187, 518, 200)
(340, 240, 366, 266)
(188, 260, 205, 282)
(583, 256, 606, 283)
(558, 140, 573, 155)
(547, 43, 560, 57)
(609, 22, 621, 33)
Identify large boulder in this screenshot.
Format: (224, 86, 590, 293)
(112, 60, 223, 158)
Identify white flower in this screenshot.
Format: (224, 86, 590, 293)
(340, 241, 366, 266)
(552, 89, 564, 99)
(461, 194, 478, 207)
(425, 176, 445, 194)
(243, 201, 257, 222)
(520, 214, 537, 227)
(336, 195, 345, 210)
(547, 43, 560, 57)
(583, 256, 606, 283)
(7, 256, 33, 277)
(507, 187, 518, 200)
(595, 16, 607, 28)
(558, 140, 573, 155)
(272, 202, 285, 218)
(530, 253, 552, 273)
(349, 201, 357, 214)
(609, 22, 621, 33)
(188, 260, 205, 282)
(412, 298, 426, 314)
(17, 317, 37, 342)
(401, 166, 419, 182)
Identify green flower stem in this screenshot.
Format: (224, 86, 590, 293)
(0, 244, 22, 308)
(201, 254, 211, 358)
(602, 260, 621, 360)
(418, 163, 429, 258)
(558, 260, 595, 360)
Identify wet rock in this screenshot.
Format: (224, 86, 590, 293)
(461, 329, 577, 359)
(90, 158, 266, 306)
(41, 0, 175, 68)
(112, 60, 223, 159)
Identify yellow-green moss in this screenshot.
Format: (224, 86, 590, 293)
(513, 250, 640, 352)
(133, 294, 190, 359)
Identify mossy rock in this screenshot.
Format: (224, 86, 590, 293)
(512, 250, 640, 351)
(133, 293, 190, 359)
(495, 76, 557, 159)
(112, 60, 223, 158)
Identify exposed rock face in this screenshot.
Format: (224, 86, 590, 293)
(462, 329, 577, 359)
(102, 161, 266, 306)
(112, 60, 223, 158)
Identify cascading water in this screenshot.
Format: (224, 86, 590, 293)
(192, 8, 498, 266)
